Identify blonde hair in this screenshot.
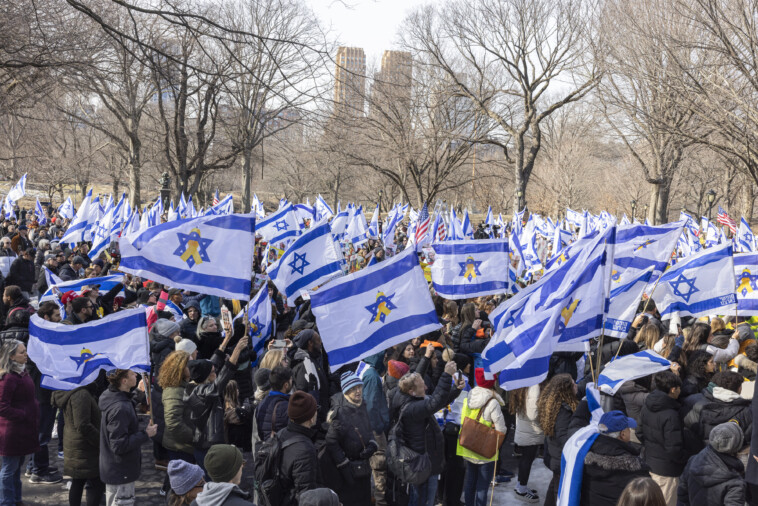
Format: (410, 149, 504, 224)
(259, 349, 285, 371)
(0, 340, 23, 379)
(398, 372, 421, 394)
(711, 317, 726, 333)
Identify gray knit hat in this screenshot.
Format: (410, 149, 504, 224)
(709, 421, 744, 454)
(167, 460, 204, 495)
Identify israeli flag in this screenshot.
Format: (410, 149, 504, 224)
(565, 208, 584, 229)
(448, 208, 464, 240)
(558, 383, 603, 506)
(119, 214, 256, 300)
(242, 284, 273, 355)
(205, 194, 234, 216)
(330, 207, 351, 238)
(256, 203, 301, 245)
(35, 199, 47, 226)
(310, 248, 441, 371)
(89, 203, 117, 260)
(315, 195, 334, 221)
(461, 210, 473, 239)
(737, 218, 756, 253)
(346, 206, 369, 246)
(40, 273, 123, 302)
(6, 174, 26, 203)
(28, 307, 150, 390)
(655, 242, 736, 319)
(251, 194, 265, 220)
(597, 350, 671, 395)
(165, 300, 185, 321)
(367, 204, 380, 239)
(735, 253, 758, 316)
(267, 222, 344, 304)
(178, 193, 188, 218)
(430, 239, 509, 299)
(483, 226, 614, 389)
(60, 189, 94, 244)
(58, 197, 75, 220)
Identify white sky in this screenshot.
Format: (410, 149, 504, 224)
(306, 0, 429, 65)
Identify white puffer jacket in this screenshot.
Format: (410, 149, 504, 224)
(464, 386, 507, 433)
(514, 384, 543, 446)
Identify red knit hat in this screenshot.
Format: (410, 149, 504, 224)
(387, 360, 410, 379)
(475, 368, 496, 389)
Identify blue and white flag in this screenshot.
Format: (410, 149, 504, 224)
(119, 214, 256, 300)
(58, 197, 75, 220)
(205, 194, 234, 216)
(60, 189, 93, 244)
(430, 239, 509, 299)
(40, 273, 123, 302)
(256, 203, 301, 245)
(737, 218, 756, 253)
(558, 383, 603, 506)
(461, 210, 473, 239)
(165, 300, 185, 321)
(565, 208, 584, 229)
(367, 204, 380, 239)
(6, 173, 26, 204)
(448, 208, 464, 240)
(597, 350, 671, 395)
(315, 195, 334, 221)
(251, 194, 265, 220)
(35, 198, 47, 226)
(28, 307, 150, 390)
(735, 253, 758, 316)
(242, 284, 273, 355)
(310, 248, 441, 371)
(89, 203, 117, 260)
(267, 222, 344, 304)
(330, 206, 350, 238)
(483, 226, 615, 389)
(346, 206, 369, 246)
(655, 242, 736, 319)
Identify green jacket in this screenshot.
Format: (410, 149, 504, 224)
(162, 382, 195, 455)
(52, 384, 101, 479)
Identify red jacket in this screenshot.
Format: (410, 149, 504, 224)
(0, 370, 40, 456)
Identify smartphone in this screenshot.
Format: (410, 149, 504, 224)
(271, 339, 288, 349)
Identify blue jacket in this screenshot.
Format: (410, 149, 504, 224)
(362, 351, 389, 434)
(200, 295, 221, 317)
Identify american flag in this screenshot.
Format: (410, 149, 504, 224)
(436, 216, 447, 241)
(717, 206, 737, 234)
(415, 203, 430, 244)
(213, 189, 220, 206)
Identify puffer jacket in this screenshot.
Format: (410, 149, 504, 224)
(291, 347, 330, 420)
(459, 386, 506, 463)
(180, 300, 201, 341)
(150, 333, 174, 376)
(678, 446, 745, 506)
(162, 382, 195, 455)
(255, 391, 290, 440)
(279, 421, 320, 505)
(617, 381, 649, 427)
(637, 389, 687, 477)
(580, 434, 649, 506)
(699, 386, 752, 447)
(514, 384, 543, 446)
(52, 383, 101, 479)
(681, 373, 710, 398)
(545, 403, 574, 472)
(98, 385, 150, 485)
(388, 371, 461, 475)
(184, 350, 235, 449)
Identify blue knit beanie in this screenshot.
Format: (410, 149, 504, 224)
(167, 460, 204, 496)
(341, 371, 363, 394)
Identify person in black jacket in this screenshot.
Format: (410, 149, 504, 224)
(698, 371, 752, 447)
(580, 411, 649, 506)
(289, 329, 330, 422)
(6, 248, 35, 297)
(180, 300, 202, 341)
(58, 255, 85, 281)
(388, 359, 464, 506)
(149, 319, 180, 376)
(678, 421, 746, 506)
(637, 370, 687, 505)
(537, 374, 579, 506)
(279, 391, 321, 505)
(99, 369, 157, 505)
(681, 350, 715, 398)
(35, 253, 58, 295)
(255, 365, 292, 441)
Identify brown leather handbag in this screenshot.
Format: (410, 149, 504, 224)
(458, 394, 506, 459)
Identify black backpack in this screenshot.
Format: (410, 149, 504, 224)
(253, 430, 298, 506)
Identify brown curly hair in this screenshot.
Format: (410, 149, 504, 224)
(158, 350, 190, 389)
(537, 374, 578, 437)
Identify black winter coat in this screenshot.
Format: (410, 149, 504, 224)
(52, 383, 101, 479)
(58, 263, 79, 281)
(6, 257, 34, 293)
(678, 446, 745, 506)
(388, 371, 461, 475)
(184, 350, 234, 449)
(580, 435, 649, 506)
(255, 392, 290, 440)
(98, 386, 150, 485)
(747, 387, 758, 486)
(699, 388, 752, 447)
(150, 334, 175, 376)
(637, 390, 687, 477)
(545, 403, 574, 473)
(291, 348, 330, 421)
(681, 373, 709, 398)
(279, 421, 320, 506)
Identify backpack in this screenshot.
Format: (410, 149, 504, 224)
(253, 431, 298, 506)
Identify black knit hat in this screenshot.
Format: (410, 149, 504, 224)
(188, 359, 213, 383)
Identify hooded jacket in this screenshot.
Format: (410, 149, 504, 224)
(699, 386, 752, 447)
(162, 381, 195, 455)
(51, 383, 101, 478)
(180, 300, 201, 342)
(678, 446, 745, 506)
(279, 421, 320, 505)
(361, 351, 389, 434)
(514, 384, 543, 446)
(637, 389, 687, 476)
(459, 386, 506, 464)
(190, 482, 254, 506)
(290, 347, 329, 420)
(98, 385, 150, 485)
(580, 434, 649, 506)
(617, 381, 649, 427)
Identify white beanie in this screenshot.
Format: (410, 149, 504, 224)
(175, 339, 197, 356)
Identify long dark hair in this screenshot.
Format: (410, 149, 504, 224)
(617, 477, 666, 506)
(460, 303, 476, 328)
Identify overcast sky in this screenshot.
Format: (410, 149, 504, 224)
(305, 0, 429, 65)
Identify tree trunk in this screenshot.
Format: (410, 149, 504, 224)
(655, 180, 671, 225)
(743, 184, 754, 222)
(128, 134, 141, 207)
(514, 166, 526, 215)
(241, 146, 253, 211)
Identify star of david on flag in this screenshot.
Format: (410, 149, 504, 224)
(458, 257, 482, 281)
(288, 252, 310, 275)
(431, 239, 510, 300)
(734, 253, 758, 315)
(668, 273, 699, 302)
(366, 292, 397, 323)
(174, 228, 213, 268)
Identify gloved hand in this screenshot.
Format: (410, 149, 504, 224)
(359, 441, 378, 460)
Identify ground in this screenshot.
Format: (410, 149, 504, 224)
(20, 420, 552, 505)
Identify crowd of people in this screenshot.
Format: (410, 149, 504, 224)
(0, 204, 755, 506)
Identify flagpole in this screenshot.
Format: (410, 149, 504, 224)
(143, 373, 154, 426)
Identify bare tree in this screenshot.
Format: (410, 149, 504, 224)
(402, 0, 599, 212)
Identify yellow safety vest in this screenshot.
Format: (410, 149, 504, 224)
(455, 397, 499, 462)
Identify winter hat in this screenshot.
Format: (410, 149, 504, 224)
(255, 368, 271, 391)
(167, 460, 204, 495)
(61, 291, 77, 306)
(204, 444, 244, 483)
(709, 421, 744, 454)
(175, 339, 197, 356)
(340, 371, 363, 394)
(153, 319, 181, 339)
(452, 353, 472, 372)
(474, 368, 496, 389)
(288, 390, 318, 424)
(92, 259, 105, 268)
(598, 410, 637, 433)
(299, 488, 340, 506)
(293, 329, 318, 349)
(291, 319, 315, 332)
(188, 360, 213, 383)
(72, 255, 86, 266)
(387, 360, 410, 379)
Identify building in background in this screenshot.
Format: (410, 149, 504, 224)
(334, 47, 367, 117)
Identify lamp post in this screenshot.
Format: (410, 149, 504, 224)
(159, 172, 171, 210)
(516, 189, 523, 215)
(707, 189, 716, 220)
(631, 199, 637, 221)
